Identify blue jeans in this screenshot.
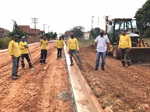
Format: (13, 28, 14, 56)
(95, 52, 107, 69)
(12, 57, 20, 76)
(69, 49, 81, 64)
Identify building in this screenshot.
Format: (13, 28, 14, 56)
(18, 25, 41, 44)
(0, 27, 10, 38)
(83, 31, 90, 40)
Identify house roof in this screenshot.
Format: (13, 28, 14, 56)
(18, 25, 41, 35)
(0, 27, 9, 32)
(18, 25, 30, 33)
(83, 31, 90, 34)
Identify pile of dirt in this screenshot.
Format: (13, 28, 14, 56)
(79, 46, 150, 112)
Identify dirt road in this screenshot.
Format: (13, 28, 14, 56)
(0, 42, 149, 112)
(79, 46, 150, 112)
(0, 42, 72, 112)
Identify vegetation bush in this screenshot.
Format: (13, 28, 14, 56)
(143, 28, 150, 38)
(78, 37, 94, 47)
(0, 37, 12, 49)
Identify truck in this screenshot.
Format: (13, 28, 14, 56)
(104, 16, 150, 63)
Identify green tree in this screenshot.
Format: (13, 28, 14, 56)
(45, 32, 54, 40)
(134, 0, 150, 37)
(90, 27, 101, 39)
(71, 26, 84, 37)
(9, 21, 26, 38)
(53, 32, 57, 39)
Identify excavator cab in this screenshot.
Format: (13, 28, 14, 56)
(107, 19, 138, 45)
(106, 18, 150, 62)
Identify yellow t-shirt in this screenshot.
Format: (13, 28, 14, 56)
(19, 41, 28, 54)
(67, 38, 79, 50)
(40, 39, 48, 50)
(56, 40, 64, 48)
(118, 34, 132, 49)
(8, 40, 21, 57)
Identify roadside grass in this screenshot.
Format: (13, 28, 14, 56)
(78, 37, 95, 48)
(143, 38, 150, 47)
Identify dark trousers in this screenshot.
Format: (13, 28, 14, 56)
(120, 48, 131, 66)
(21, 54, 32, 68)
(12, 57, 20, 76)
(69, 49, 81, 64)
(57, 48, 62, 58)
(40, 49, 47, 63)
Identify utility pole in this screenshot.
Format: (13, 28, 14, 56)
(31, 18, 38, 29)
(31, 18, 38, 42)
(48, 26, 50, 33)
(98, 17, 99, 27)
(91, 16, 94, 29)
(43, 24, 46, 33)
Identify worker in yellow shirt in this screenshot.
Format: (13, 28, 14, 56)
(19, 36, 34, 69)
(56, 37, 64, 59)
(40, 35, 48, 64)
(67, 33, 81, 66)
(8, 34, 21, 80)
(118, 30, 132, 68)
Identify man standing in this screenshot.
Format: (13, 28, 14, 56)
(19, 36, 34, 69)
(8, 34, 21, 80)
(67, 33, 81, 66)
(56, 37, 64, 59)
(118, 30, 132, 68)
(94, 30, 110, 70)
(40, 35, 48, 64)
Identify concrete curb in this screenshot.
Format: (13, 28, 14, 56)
(64, 44, 104, 112)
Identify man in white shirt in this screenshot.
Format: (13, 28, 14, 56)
(94, 30, 110, 70)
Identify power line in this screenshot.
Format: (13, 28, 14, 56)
(31, 18, 38, 29)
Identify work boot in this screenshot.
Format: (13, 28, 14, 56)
(70, 63, 73, 66)
(121, 60, 125, 66)
(94, 68, 98, 70)
(16, 74, 21, 77)
(43, 62, 47, 64)
(30, 66, 35, 69)
(29, 64, 34, 68)
(101, 68, 105, 71)
(12, 76, 18, 80)
(126, 60, 131, 66)
(29, 63, 33, 68)
(79, 61, 82, 64)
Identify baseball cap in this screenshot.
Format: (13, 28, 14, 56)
(22, 36, 26, 39)
(13, 34, 20, 38)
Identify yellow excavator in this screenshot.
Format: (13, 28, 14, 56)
(104, 16, 150, 63)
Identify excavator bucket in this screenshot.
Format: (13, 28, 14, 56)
(129, 47, 150, 63)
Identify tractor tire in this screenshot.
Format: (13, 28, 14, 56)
(112, 45, 120, 59)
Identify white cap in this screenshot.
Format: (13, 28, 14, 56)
(22, 36, 26, 39)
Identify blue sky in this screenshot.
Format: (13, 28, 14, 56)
(0, 0, 147, 34)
